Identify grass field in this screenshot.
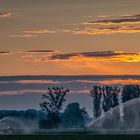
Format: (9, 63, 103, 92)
(1, 129, 140, 140)
(1, 134, 140, 140)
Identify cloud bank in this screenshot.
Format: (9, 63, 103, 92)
(11, 29, 57, 38)
(0, 12, 12, 18)
(10, 13, 140, 38)
(22, 51, 140, 63)
(27, 50, 54, 53)
(0, 51, 12, 55)
(63, 26, 140, 35)
(82, 14, 140, 25)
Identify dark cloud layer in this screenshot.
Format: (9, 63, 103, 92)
(83, 14, 140, 25)
(50, 51, 138, 60)
(22, 50, 140, 63)
(0, 75, 140, 92)
(0, 51, 12, 55)
(27, 50, 54, 53)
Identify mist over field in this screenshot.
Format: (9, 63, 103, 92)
(0, 75, 139, 116)
(0, 75, 140, 133)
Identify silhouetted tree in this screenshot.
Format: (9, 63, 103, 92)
(90, 86, 102, 118)
(91, 85, 120, 118)
(80, 107, 90, 126)
(62, 103, 89, 128)
(40, 87, 69, 128)
(122, 84, 140, 103)
(111, 86, 120, 108)
(102, 85, 120, 112)
(102, 86, 112, 112)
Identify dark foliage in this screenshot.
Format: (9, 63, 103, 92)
(90, 85, 120, 118)
(62, 103, 89, 128)
(39, 87, 69, 129)
(122, 85, 140, 103)
(0, 109, 46, 120)
(102, 86, 120, 112)
(90, 86, 102, 118)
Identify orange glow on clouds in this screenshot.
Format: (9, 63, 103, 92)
(22, 51, 140, 63)
(82, 21, 140, 25)
(99, 79, 140, 85)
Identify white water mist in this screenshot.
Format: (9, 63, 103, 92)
(118, 86, 124, 122)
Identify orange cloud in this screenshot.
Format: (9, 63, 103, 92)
(9, 34, 33, 38)
(11, 29, 57, 38)
(63, 26, 140, 35)
(23, 29, 56, 34)
(0, 51, 13, 55)
(0, 12, 12, 18)
(82, 21, 140, 25)
(22, 51, 140, 63)
(9, 13, 140, 38)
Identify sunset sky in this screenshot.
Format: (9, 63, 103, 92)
(1, 0, 140, 75)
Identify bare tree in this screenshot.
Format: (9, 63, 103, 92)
(40, 87, 69, 128)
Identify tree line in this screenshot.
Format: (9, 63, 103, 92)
(39, 84, 140, 129)
(91, 84, 140, 118)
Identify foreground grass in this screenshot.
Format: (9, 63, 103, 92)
(1, 134, 140, 140)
